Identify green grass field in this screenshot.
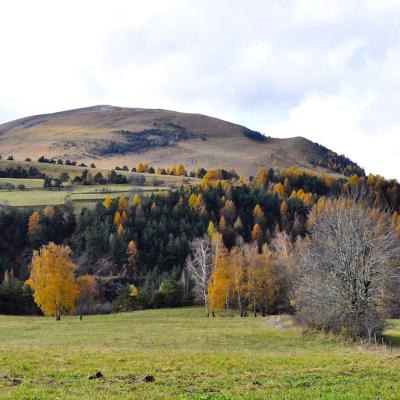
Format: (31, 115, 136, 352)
(0, 160, 199, 209)
(1, 308, 400, 399)
(0, 185, 167, 207)
(0, 178, 172, 208)
(0, 177, 44, 189)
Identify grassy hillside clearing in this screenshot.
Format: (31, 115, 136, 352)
(0, 159, 105, 180)
(0, 177, 44, 189)
(0, 183, 168, 207)
(0, 159, 199, 184)
(0, 160, 198, 208)
(0, 308, 400, 399)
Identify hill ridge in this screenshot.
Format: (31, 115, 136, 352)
(0, 105, 364, 177)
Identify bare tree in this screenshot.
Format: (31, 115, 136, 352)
(293, 194, 400, 340)
(185, 235, 212, 316)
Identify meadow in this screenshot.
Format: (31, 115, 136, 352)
(0, 177, 44, 189)
(0, 183, 168, 207)
(0, 159, 198, 184)
(0, 160, 196, 208)
(0, 308, 400, 399)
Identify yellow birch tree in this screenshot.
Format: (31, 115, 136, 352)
(26, 242, 79, 320)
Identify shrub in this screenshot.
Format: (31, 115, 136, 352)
(152, 179, 164, 187)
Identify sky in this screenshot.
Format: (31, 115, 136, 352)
(0, 0, 399, 179)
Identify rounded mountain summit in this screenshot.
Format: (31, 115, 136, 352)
(0, 105, 364, 177)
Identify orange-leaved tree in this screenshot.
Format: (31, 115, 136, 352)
(125, 240, 138, 278)
(129, 284, 138, 298)
(251, 223, 263, 246)
(103, 195, 112, 209)
(26, 242, 80, 320)
(132, 193, 141, 206)
(230, 246, 247, 316)
(207, 235, 231, 314)
(255, 166, 268, 188)
(118, 196, 129, 212)
(28, 211, 41, 239)
(207, 255, 232, 314)
(76, 274, 98, 314)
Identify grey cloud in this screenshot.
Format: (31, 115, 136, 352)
(0, 0, 399, 178)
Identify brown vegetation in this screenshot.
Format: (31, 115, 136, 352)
(0, 105, 362, 177)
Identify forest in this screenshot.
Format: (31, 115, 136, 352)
(1, 164, 400, 331)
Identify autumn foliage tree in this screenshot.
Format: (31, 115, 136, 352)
(28, 211, 41, 245)
(251, 223, 263, 247)
(26, 242, 80, 320)
(76, 274, 98, 314)
(103, 195, 112, 209)
(125, 240, 138, 278)
(255, 247, 279, 316)
(208, 254, 232, 314)
(207, 241, 280, 317)
(255, 166, 268, 188)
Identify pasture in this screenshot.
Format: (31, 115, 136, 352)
(0, 183, 167, 208)
(0, 308, 400, 399)
(0, 159, 200, 184)
(0, 160, 196, 208)
(0, 177, 44, 189)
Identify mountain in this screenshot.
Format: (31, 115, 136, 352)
(0, 105, 364, 177)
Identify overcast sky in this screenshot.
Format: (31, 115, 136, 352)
(0, 0, 399, 179)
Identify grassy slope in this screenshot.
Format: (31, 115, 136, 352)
(0, 177, 43, 189)
(0, 159, 104, 179)
(0, 106, 343, 177)
(0, 185, 167, 207)
(0, 160, 198, 207)
(0, 159, 198, 183)
(0, 308, 400, 399)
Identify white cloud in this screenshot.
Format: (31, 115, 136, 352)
(0, 0, 399, 179)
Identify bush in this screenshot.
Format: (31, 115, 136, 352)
(152, 276, 183, 308)
(152, 179, 164, 187)
(59, 172, 70, 182)
(0, 183, 15, 191)
(76, 302, 113, 315)
(0, 280, 40, 315)
(129, 174, 146, 185)
(112, 285, 137, 312)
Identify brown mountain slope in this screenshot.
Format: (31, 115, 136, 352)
(0, 105, 363, 177)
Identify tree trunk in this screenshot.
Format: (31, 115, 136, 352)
(205, 291, 209, 317)
(237, 292, 243, 317)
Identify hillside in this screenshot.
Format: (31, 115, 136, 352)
(0, 105, 364, 177)
(0, 159, 199, 208)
